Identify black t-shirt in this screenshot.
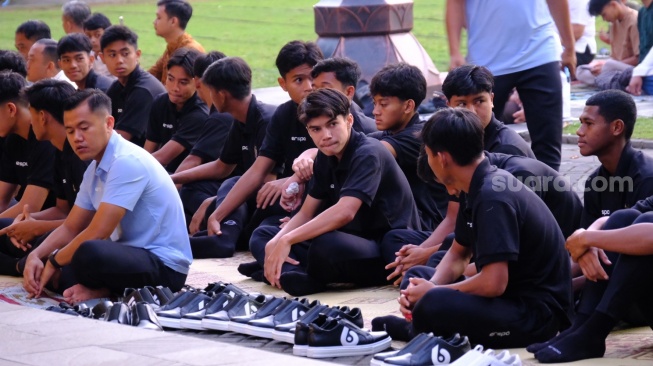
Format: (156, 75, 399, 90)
(106, 67, 166, 146)
(0, 128, 56, 208)
(455, 159, 572, 325)
(485, 115, 535, 159)
(146, 92, 208, 173)
(581, 143, 653, 227)
(85, 69, 113, 93)
(219, 94, 276, 171)
(53, 140, 90, 208)
(368, 114, 447, 230)
(486, 152, 582, 238)
(309, 131, 421, 239)
(351, 102, 377, 134)
(190, 107, 235, 163)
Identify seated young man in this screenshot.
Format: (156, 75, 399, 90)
(23, 89, 192, 303)
(532, 191, 653, 362)
(57, 33, 113, 92)
(83, 13, 113, 78)
(144, 48, 207, 173)
(0, 79, 87, 277)
(373, 108, 572, 349)
(250, 88, 420, 296)
(170, 57, 276, 258)
(101, 25, 166, 146)
(0, 71, 56, 218)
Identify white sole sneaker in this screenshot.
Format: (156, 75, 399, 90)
(179, 317, 204, 330)
(158, 316, 182, 329)
(306, 335, 392, 358)
(271, 329, 295, 344)
(200, 317, 230, 331)
(293, 344, 308, 356)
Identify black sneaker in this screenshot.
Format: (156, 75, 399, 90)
(273, 303, 330, 344)
(383, 333, 471, 365)
(104, 302, 131, 324)
(131, 302, 163, 331)
(156, 291, 214, 329)
(237, 298, 319, 339)
(370, 332, 433, 366)
(305, 317, 391, 358)
(293, 306, 364, 356)
(293, 313, 332, 356)
(228, 296, 286, 335)
(179, 284, 248, 330)
(201, 293, 268, 331)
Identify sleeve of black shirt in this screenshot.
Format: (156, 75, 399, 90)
(0, 140, 17, 184)
(381, 133, 420, 167)
(171, 109, 207, 151)
(453, 198, 473, 246)
(26, 140, 56, 190)
(307, 153, 329, 200)
(472, 199, 520, 269)
(491, 144, 530, 158)
(146, 97, 164, 143)
(190, 115, 231, 162)
(115, 88, 157, 138)
(257, 107, 286, 164)
(52, 157, 65, 200)
(218, 121, 242, 165)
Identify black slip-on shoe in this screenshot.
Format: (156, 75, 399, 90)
(228, 296, 287, 336)
(305, 317, 391, 358)
(91, 300, 114, 319)
(104, 303, 131, 324)
(157, 291, 213, 329)
(180, 292, 234, 330)
(293, 313, 333, 356)
(370, 332, 433, 366)
(273, 303, 330, 344)
(201, 293, 267, 332)
(242, 298, 319, 340)
(293, 306, 363, 355)
(131, 302, 163, 331)
(383, 333, 471, 365)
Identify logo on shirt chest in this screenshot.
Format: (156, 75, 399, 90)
(242, 146, 249, 151)
(330, 184, 335, 189)
(15, 161, 27, 167)
(117, 108, 123, 114)
(162, 123, 173, 129)
(601, 209, 610, 216)
(466, 222, 473, 228)
(291, 136, 307, 142)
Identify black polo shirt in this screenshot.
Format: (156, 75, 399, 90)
(309, 131, 421, 240)
(54, 140, 89, 208)
(581, 143, 653, 228)
(0, 128, 56, 209)
(485, 114, 535, 159)
(486, 152, 582, 238)
(146, 92, 208, 173)
(220, 94, 276, 171)
(106, 66, 166, 147)
(351, 101, 377, 134)
(190, 107, 234, 161)
(455, 158, 572, 326)
(84, 69, 113, 93)
(368, 114, 447, 230)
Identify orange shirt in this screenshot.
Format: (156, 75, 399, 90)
(610, 7, 639, 63)
(149, 33, 205, 84)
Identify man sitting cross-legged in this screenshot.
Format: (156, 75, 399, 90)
(23, 89, 192, 303)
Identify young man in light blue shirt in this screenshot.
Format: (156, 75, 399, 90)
(23, 89, 192, 303)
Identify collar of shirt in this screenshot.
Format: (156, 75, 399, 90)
(95, 131, 120, 179)
(598, 142, 635, 178)
(483, 113, 503, 144)
(166, 33, 195, 53)
(466, 157, 495, 207)
(167, 91, 202, 116)
(122, 66, 144, 93)
(240, 94, 260, 134)
(85, 69, 98, 88)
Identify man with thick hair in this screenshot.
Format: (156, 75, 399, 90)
(372, 108, 572, 349)
(24, 89, 191, 303)
(61, 0, 91, 34)
(0, 50, 27, 77)
(144, 48, 207, 173)
(150, 0, 204, 84)
(15, 20, 51, 60)
(26, 39, 76, 87)
(0, 79, 87, 277)
(101, 25, 166, 146)
(250, 88, 420, 296)
(57, 33, 113, 92)
(83, 12, 113, 78)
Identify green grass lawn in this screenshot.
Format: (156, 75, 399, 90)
(0, 0, 451, 88)
(563, 117, 653, 140)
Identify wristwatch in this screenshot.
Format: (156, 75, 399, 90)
(48, 249, 64, 269)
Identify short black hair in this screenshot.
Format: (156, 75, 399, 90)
(83, 12, 111, 31)
(167, 47, 202, 78)
(422, 108, 484, 166)
(100, 25, 138, 51)
(63, 88, 112, 115)
(585, 89, 637, 140)
(370, 63, 427, 108)
(15, 20, 51, 41)
(24, 79, 77, 124)
(57, 33, 92, 58)
(588, 0, 612, 16)
(441, 64, 494, 100)
(0, 71, 28, 106)
(62, 1, 92, 28)
(311, 57, 361, 88)
(202, 57, 251, 100)
(298, 88, 351, 126)
(157, 0, 193, 30)
(275, 40, 324, 78)
(0, 50, 27, 77)
(193, 50, 226, 79)
(34, 39, 59, 65)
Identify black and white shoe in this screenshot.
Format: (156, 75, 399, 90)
(293, 306, 365, 356)
(274, 303, 330, 344)
(235, 298, 319, 339)
(200, 293, 268, 331)
(228, 296, 286, 335)
(305, 317, 391, 358)
(370, 332, 434, 366)
(382, 333, 471, 365)
(156, 291, 213, 329)
(179, 284, 247, 330)
(131, 302, 163, 331)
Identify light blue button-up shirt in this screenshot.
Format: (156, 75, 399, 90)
(75, 132, 192, 274)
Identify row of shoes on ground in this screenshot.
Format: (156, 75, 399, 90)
(370, 333, 521, 366)
(45, 298, 164, 331)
